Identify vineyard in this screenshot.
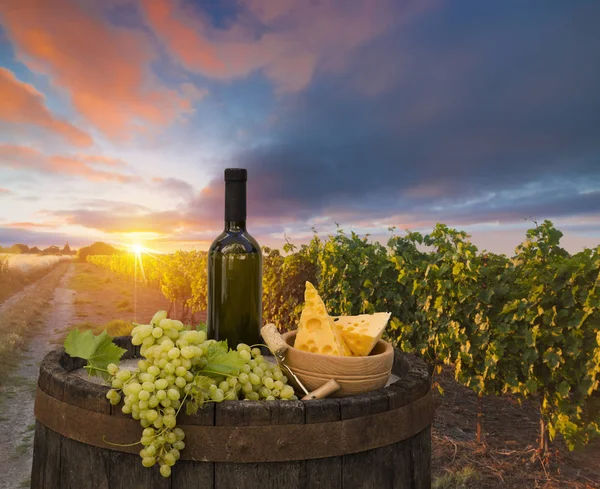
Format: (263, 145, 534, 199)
(86, 220, 600, 455)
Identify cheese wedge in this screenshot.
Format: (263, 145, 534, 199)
(294, 282, 352, 356)
(332, 312, 391, 356)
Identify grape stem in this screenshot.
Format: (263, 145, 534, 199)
(250, 343, 275, 356)
(102, 435, 142, 447)
(85, 365, 110, 373)
(197, 369, 237, 378)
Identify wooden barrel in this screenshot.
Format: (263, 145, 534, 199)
(31, 337, 434, 489)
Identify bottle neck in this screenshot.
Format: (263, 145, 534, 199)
(225, 220, 246, 232)
(224, 180, 246, 229)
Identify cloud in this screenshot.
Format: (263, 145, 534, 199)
(3, 221, 55, 229)
(0, 188, 11, 195)
(76, 155, 127, 167)
(0, 226, 85, 248)
(152, 177, 196, 199)
(0, 0, 200, 139)
(0, 67, 93, 147)
(0, 144, 140, 183)
(51, 200, 183, 234)
(140, 0, 430, 93)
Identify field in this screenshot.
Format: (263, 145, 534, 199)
(0, 254, 72, 304)
(0, 221, 598, 488)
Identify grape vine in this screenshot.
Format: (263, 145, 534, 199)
(86, 220, 600, 452)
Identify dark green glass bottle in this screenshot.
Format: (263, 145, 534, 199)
(207, 168, 262, 348)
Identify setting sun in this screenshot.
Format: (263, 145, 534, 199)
(130, 243, 144, 254)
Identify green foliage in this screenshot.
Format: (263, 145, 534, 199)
(86, 221, 600, 451)
(262, 240, 318, 331)
(76, 242, 120, 262)
(64, 329, 127, 379)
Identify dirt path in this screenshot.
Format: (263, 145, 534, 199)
(0, 277, 48, 316)
(0, 264, 75, 489)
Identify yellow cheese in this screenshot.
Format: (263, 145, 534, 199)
(294, 282, 352, 356)
(332, 312, 391, 356)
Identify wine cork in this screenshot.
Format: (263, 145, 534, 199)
(260, 323, 289, 354)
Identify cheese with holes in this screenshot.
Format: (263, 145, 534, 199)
(333, 312, 391, 356)
(294, 282, 352, 356)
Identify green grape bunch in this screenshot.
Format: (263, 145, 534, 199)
(104, 310, 297, 477)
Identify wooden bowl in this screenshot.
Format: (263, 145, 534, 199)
(281, 330, 394, 397)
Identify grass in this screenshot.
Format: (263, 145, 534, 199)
(0, 255, 68, 304)
(11, 428, 34, 459)
(51, 319, 134, 345)
(68, 266, 98, 291)
(26, 423, 36, 431)
(19, 478, 31, 488)
(116, 298, 133, 311)
(0, 263, 70, 385)
(433, 466, 480, 489)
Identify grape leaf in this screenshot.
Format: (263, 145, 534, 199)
(64, 329, 126, 379)
(203, 341, 246, 376)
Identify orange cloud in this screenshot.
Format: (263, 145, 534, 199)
(0, 144, 139, 183)
(5, 221, 54, 229)
(0, 67, 93, 147)
(0, 0, 197, 139)
(76, 155, 127, 167)
(140, 0, 425, 93)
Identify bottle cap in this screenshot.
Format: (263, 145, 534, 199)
(224, 168, 247, 182)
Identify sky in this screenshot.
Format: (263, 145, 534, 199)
(0, 0, 599, 255)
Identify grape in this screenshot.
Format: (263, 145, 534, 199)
(145, 409, 159, 422)
(116, 369, 132, 381)
(211, 389, 224, 402)
(259, 387, 271, 398)
(245, 391, 259, 401)
(280, 385, 295, 399)
(147, 366, 160, 377)
(105, 310, 312, 478)
(168, 348, 181, 359)
(142, 457, 156, 467)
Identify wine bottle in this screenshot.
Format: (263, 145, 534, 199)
(207, 168, 262, 348)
